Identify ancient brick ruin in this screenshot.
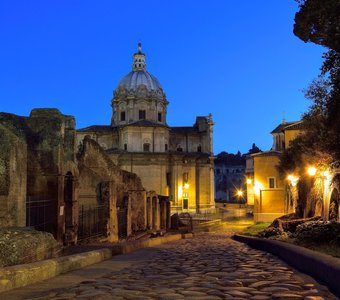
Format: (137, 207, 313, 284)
(0, 108, 170, 244)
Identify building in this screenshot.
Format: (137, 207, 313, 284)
(214, 152, 246, 203)
(0, 108, 171, 244)
(77, 44, 215, 214)
(246, 120, 303, 222)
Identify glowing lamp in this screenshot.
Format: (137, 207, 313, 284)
(307, 167, 317, 176)
(287, 174, 298, 187)
(254, 180, 263, 195)
(184, 183, 189, 189)
(322, 170, 331, 182)
(246, 178, 252, 185)
(237, 190, 243, 197)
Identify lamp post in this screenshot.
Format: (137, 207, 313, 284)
(236, 189, 244, 209)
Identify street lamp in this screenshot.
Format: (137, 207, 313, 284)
(287, 174, 298, 187)
(307, 167, 317, 176)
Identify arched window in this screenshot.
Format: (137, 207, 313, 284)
(120, 111, 126, 121)
(143, 143, 150, 152)
(177, 145, 183, 152)
(197, 145, 202, 152)
(139, 110, 146, 120)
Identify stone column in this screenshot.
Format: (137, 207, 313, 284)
(107, 183, 118, 243)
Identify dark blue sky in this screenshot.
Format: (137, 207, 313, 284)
(0, 1, 324, 154)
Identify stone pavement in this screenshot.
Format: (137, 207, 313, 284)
(3, 232, 338, 300)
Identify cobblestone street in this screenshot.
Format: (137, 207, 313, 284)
(7, 232, 339, 300)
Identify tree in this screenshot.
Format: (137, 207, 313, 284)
(248, 143, 262, 155)
(279, 0, 340, 173)
(294, 0, 340, 52)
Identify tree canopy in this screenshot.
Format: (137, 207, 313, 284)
(294, 0, 340, 52)
(278, 0, 340, 174)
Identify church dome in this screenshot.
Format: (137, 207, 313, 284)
(117, 70, 163, 92)
(113, 43, 166, 101)
(111, 43, 168, 127)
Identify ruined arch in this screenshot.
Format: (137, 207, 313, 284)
(329, 188, 339, 221)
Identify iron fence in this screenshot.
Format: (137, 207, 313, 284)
(26, 196, 53, 232)
(78, 204, 109, 242)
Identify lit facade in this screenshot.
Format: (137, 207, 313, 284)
(77, 44, 215, 213)
(246, 120, 303, 222)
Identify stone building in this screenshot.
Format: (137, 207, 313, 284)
(246, 120, 303, 222)
(0, 109, 79, 241)
(77, 44, 215, 214)
(0, 108, 169, 244)
(214, 152, 246, 203)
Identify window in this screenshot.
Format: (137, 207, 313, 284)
(183, 199, 188, 209)
(166, 172, 171, 186)
(183, 172, 188, 183)
(165, 143, 168, 151)
(183, 192, 188, 198)
(197, 145, 202, 152)
(120, 111, 126, 121)
(268, 177, 276, 189)
(177, 146, 183, 152)
(143, 143, 150, 152)
(139, 110, 146, 120)
(158, 112, 162, 122)
(124, 144, 127, 151)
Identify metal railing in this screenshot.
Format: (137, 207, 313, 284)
(26, 196, 53, 233)
(78, 204, 109, 242)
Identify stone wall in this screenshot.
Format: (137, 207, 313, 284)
(77, 137, 146, 241)
(0, 124, 27, 227)
(130, 190, 146, 232)
(0, 109, 79, 242)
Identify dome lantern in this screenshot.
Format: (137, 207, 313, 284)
(132, 42, 146, 71)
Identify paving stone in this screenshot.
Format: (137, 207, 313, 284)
(272, 283, 304, 291)
(272, 293, 303, 299)
(251, 296, 272, 300)
(261, 286, 290, 293)
(179, 290, 208, 297)
(224, 290, 251, 297)
(302, 289, 322, 296)
(248, 280, 277, 288)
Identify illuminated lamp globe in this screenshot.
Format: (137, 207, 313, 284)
(307, 167, 317, 176)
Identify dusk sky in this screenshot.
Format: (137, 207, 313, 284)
(0, 1, 325, 154)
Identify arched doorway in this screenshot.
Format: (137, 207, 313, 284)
(117, 194, 128, 239)
(329, 188, 339, 221)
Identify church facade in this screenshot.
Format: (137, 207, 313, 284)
(77, 44, 215, 213)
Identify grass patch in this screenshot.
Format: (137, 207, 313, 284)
(241, 222, 271, 236)
(291, 241, 340, 258)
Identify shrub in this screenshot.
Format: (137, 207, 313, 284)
(293, 221, 340, 245)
